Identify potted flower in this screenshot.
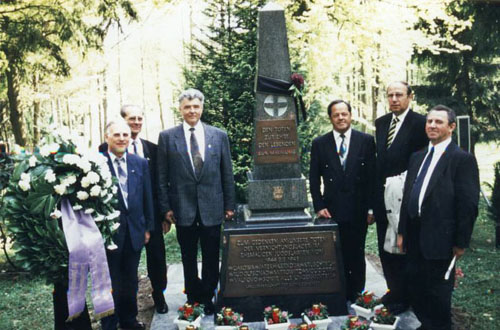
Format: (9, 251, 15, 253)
(288, 322, 317, 330)
(263, 305, 291, 330)
(174, 303, 204, 330)
(340, 315, 370, 330)
(215, 307, 244, 330)
(350, 291, 383, 320)
(370, 307, 400, 330)
(301, 303, 331, 330)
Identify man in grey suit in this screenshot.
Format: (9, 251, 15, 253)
(157, 88, 236, 315)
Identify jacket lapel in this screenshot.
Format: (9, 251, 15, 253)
(344, 130, 360, 176)
(379, 115, 391, 153)
(390, 109, 413, 149)
(140, 138, 150, 160)
(173, 124, 196, 180)
(422, 143, 455, 202)
(324, 132, 343, 175)
(126, 156, 138, 205)
(199, 123, 214, 180)
(106, 153, 127, 210)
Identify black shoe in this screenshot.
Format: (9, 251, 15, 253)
(203, 301, 215, 315)
(120, 320, 145, 330)
(155, 302, 169, 314)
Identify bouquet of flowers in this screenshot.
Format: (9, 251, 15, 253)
(216, 307, 244, 326)
(371, 307, 396, 325)
(264, 305, 291, 324)
(341, 316, 369, 330)
(288, 323, 317, 330)
(354, 291, 379, 309)
(2, 129, 120, 283)
(303, 303, 329, 320)
(178, 303, 205, 322)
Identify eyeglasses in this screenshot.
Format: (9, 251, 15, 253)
(387, 93, 407, 99)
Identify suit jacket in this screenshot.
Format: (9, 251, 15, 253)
(398, 142, 479, 260)
(100, 139, 161, 224)
(375, 110, 428, 182)
(106, 152, 155, 252)
(309, 129, 376, 225)
(157, 123, 236, 226)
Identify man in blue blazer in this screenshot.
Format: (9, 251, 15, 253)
(157, 88, 236, 315)
(309, 100, 376, 303)
(101, 119, 154, 330)
(397, 105, 479, 330)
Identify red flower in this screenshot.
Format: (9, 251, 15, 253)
(291, 73, 304, 89)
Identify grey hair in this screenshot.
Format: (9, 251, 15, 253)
(429, 104, 457, 125)
(178, 88, 204, 105)
(120, 104, 142, 118)
(105, 118, 131, 135)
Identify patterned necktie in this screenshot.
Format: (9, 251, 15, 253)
(408, 147, 435, 218)
(339, 133, 347, 170)
(114, 157, 128, 206)
(189, 128, 203, 178)
(386, 116, 400, 148)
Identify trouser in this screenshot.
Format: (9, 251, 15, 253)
(338, 220, 368, 302)
(101, 228, 142, 330)
(176, 212, 221, 304)
(406, 218, 454, 330)
(53, 282, 92, 330)
(145, 222, 167, 305)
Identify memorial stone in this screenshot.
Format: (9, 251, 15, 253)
(217, 2, 347, 322)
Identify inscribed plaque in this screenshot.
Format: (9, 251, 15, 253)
(254, 119, 299, 164)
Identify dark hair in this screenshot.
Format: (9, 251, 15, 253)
(327, 99, 352, 117)
(429, 104, 456, 125)
(387, 81, 412, 96)
(120, 104, 142, 119)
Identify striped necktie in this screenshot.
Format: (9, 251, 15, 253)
(189, 128, 203, 178)
(114, 157, 128, 207)
(339, 133, 347, 170)
(386, 116, 399, 148)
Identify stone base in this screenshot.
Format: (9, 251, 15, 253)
(217, 219, 347, 322)
(242, 204, 311, 224)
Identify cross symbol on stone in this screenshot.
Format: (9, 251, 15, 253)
(263, 95, 288, 117)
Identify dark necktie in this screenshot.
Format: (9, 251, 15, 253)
(189, 128, 203, 178)
(386, 116, 399, 148)
(132, 140, 138, 155)
(408, 147, 435, 218)
(114, 157, 128, 206)
(339, 133, 347, 170)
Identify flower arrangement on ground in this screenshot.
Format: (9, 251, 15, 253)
(288, 322, 317, 330)
(341, 316, 369, 330)
(264, 305, 291, 324)
(354, 291, 379, 309)
(370, 307, 400, 329)
(216, 307, 244, 327)
(177, 302, 205, 322)
(301, 303, 331, 330)
(1, 129, 120, 283)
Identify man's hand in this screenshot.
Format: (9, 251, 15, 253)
(225, 210, 234, 220)
(165, 210, 176, 224)
(397, 234, 405, 253)
(367, 213, 375, 225)
(316, 208, 332, 219)
(144, 231, 150, 244)
(162, 220, 171, 234)
(453, 246, 466, 259)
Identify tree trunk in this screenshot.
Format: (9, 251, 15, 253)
(155, 61, 166, 130)
(6, 64, 27, 146)
(32, 73, 41, 144)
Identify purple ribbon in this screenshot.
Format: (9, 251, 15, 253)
(61, 198, 114, 320)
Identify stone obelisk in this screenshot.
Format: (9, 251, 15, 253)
(244, 2, 310, 223)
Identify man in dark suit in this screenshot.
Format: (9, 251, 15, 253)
(374, 81, 428, 313)
(310, 99, 376, 302)
(157, 88, 235, 315)
(99, 105, 169, 314)
(101, 119, 154, 330)
(397, 105, 479, 330)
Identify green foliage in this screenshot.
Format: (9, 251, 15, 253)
(413, 1, 500, 149)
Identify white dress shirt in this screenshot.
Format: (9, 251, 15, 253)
(128, 137, 144, 158)
(183, 121, 205, 171)
(391, 107, 410, 139)
(332, 128, 351, 166)
(417, 137, 452, 215)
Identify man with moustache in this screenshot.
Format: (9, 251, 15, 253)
(374, 81, 428, 313)
(99, 105, 168, 314)
(310, 100, 376, 302)
(157, 88, 235, 315)
(101, 119, 154, 330)
(397, 105, 479, 329)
